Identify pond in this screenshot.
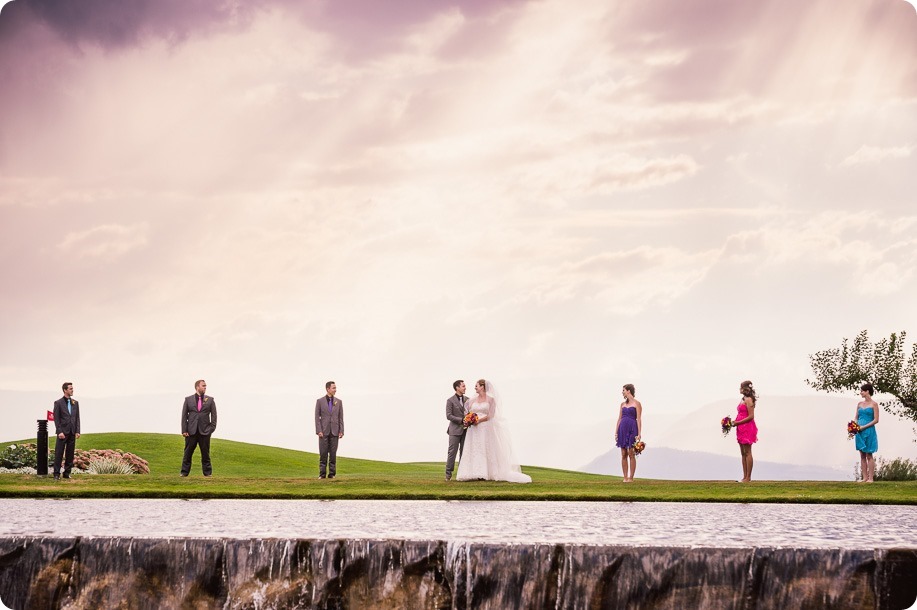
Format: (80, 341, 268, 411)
(1, 499, 914, 548)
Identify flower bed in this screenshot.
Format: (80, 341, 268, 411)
(0, 443, 149, 474)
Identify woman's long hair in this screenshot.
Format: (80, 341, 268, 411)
(740, 380, 757, 405)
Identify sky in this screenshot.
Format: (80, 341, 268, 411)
(1, 0, 916, 470)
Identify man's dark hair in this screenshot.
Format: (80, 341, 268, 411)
(195, 379, 205, 390)
(326, 380, 336, 390)
(62, 382, 72, 392)
(453, 379, 464, 391)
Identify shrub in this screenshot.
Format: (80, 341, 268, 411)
(0, 444, 38, 469)
(73, 449, 149, 474)
(875, 457, 917, 481)
(87, 456, 135, 475)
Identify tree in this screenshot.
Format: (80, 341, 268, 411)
(806, 330, 917, 427)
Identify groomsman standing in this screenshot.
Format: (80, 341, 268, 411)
(180, 379, 217, 477)
(52, 382, 81, 480)
(315, 381, 344, 479)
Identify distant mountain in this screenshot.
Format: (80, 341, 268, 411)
(579, 394, 916, 479)
(652, 395, 915, 470)
(581, 446, 851, 481)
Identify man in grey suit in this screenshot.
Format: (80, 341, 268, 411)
(52, 381, 81, 480)
(315, 380, 344, 479)
(445, 379, 468, 481)
(180, 379, 217, 477)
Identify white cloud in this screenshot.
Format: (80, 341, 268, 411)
(57, 224, 149, 259)
(839, 145, 914, 167)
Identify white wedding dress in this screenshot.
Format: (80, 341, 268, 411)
(456, 385, 531, 483)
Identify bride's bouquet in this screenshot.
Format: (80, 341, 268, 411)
(632, 440, 646, 456)
(721, 416, 733, 437)
(463, 412, 479, 429)
(846, 420, 860, 440)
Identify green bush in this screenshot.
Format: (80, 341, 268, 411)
(0, 444, 37, 469)
(875, 457, 917, 481)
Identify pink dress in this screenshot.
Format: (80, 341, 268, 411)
(735, 401, 758, 445)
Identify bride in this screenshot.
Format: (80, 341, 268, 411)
(456, 379, 531, 483)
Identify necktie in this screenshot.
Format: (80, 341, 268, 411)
(328, 398, 333, 414)
(67, 399, 72, 415)
(197, 395, 202, 412)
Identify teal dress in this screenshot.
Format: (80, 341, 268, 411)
(855, 406, 878, 454)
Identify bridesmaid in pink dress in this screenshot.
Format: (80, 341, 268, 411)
(734, 380, 758, 482)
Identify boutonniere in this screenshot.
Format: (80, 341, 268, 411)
(204, 397, 210, 402)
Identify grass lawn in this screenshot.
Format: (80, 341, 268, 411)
(1, 433, 914, 504)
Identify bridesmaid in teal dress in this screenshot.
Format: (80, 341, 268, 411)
(854, 383, 879, 483)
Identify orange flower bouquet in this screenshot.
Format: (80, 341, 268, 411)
(846, 420, 860, 440)
(462, 412, 479, 429)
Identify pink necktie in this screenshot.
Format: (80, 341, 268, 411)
(197, 396, 202, 412)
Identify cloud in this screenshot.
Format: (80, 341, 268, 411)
(839, 144, 914, 167)
(57, 223, 149, 259)
(0, 0, 916, 467)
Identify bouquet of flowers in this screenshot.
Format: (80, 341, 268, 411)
(847, 420, 860, 440)
(463, 412, 479, 429)
(632, 440, 646, 456)
(721, 416, 734, 437)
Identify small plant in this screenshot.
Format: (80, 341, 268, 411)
(874, 457, 917, 481)
(0, 444, 37, 469)
(87, 456, 135, 475)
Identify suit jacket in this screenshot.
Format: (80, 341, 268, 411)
(53, 397, 81, 436)
(315, 395, 344, 436)
(446, 394, 468, 436)
(181, 394, 217, 436)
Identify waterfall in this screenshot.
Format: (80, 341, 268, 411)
(0, 537, 914, 609)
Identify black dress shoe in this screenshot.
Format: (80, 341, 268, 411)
(53, 475, 60, 480)
(180, 474, 188, 477)
(328, 475, 335, 479)
(62, 475, 70, 479)
(318, 475, 326, 479)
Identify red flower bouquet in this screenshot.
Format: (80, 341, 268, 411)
(721, 416, 733, 437)
(846, 420, 860, 440)
(462, 412, 479, 429)
(632, 440, 646, 456)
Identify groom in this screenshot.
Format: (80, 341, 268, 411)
(445, 379, 468, 481)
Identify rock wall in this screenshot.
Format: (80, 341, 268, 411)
(0, 537, 914, 609)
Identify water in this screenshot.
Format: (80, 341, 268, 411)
(1, 499, 914, 548)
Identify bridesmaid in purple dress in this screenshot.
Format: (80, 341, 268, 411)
(734, 380, 758, 482)
(614, 383, 642, 483)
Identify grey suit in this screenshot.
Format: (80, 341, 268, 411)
(315, 395, 344, 477)
(52, 396, 81, 477)
(445, 394, 468, 479)
(181, 393, 217, 476)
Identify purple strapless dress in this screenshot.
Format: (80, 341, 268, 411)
(616, 406, 639, 448)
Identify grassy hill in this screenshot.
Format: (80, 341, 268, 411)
(1, 433, 914, 504)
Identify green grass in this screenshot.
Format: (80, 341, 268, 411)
(1, 433, 915, 504)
